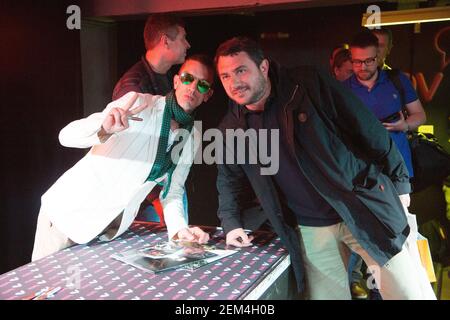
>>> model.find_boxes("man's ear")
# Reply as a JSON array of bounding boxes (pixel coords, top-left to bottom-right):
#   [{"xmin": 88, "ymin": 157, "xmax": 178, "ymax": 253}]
[
  {"xmin": 173, "ymin": 74, "xmax": 180, "ymax": 90},
  {"xmin": 161, "ymin": 34, "xmax": 170, "ymax": 49},
  {"xmin": 203, "ymin": 89, "xmax": 214, "ymax": 103},
  {"xmin": 259, "ymin": 59, "xmax": 269, "ymax": 76},
  {"xmin": 333, "ymin": 66, "xmax": 339, "ymax": 77}
]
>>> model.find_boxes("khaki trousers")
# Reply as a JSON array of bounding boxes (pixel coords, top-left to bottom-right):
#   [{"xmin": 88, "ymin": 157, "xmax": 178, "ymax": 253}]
[
  {"xmin": 298, "ymin": 222, "xmax": 436, "ymax": 300},
  {"xmin": 32, "ymin": 210, "xmax": 75, "ymax": 261},
  {"xmin": 32, "ymin": 210, "xmax": 122, "ymax": 261}
]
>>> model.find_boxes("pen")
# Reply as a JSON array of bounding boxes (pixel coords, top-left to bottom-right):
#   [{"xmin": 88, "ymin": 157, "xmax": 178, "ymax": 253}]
[
  {"xmin": 22, "ymin": 287, "xmax": 49, "ymax": 300},
  {"xmin": 128, "ymin": 116, "xmax": 143, "ymax": 121},
  {"xmin": 40, "ymin": 286, "xmax": 63, "ymax": 299},
  {"xmin": 32, "ymin": 286, "xmax": 63, "ymax": 300}
]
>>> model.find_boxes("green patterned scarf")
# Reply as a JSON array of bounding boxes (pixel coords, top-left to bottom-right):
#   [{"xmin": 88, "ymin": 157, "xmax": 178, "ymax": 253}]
[{"xmin": 146, "ymin": 90, "xmax": 194, "ymax": 198}]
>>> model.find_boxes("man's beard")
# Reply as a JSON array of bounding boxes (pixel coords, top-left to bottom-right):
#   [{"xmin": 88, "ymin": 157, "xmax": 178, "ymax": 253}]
[
  {"xmin": 356, "ymin": 69, "xmax": 377, "ymax": 81},
  {"xmin": 233, "ymin": 74, "xmax": 267, "ymax": 106}
]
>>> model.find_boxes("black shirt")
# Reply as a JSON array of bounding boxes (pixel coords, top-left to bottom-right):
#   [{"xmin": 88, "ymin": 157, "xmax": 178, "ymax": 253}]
[
  {"xmin": 244, "ymin": 96, "xmax": 341, "ymax": 227},
  {"xmin": 112, "ymin": 56, "xmax": 174, "ymax": 100}
]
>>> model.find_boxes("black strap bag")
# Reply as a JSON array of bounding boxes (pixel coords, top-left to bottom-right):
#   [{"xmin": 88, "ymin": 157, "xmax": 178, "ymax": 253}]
[
  {"xmin": 386, "ymin": 69, "xmax": 450, "ymax": 192},
  {"xmin": 408, "ymin": 131, "xmax": 450, "ymax": 192}
]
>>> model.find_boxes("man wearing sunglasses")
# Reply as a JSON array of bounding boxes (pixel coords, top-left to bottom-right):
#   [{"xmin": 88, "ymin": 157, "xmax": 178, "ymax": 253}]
[
  {"xmin": 32, "ymin": 55, "xmax": 214, "ymax": 261},
  {"xmin": 215, "ymin": 36, "xmax": 432, "ymax": 299},
  {"xmin": 112, "ymin": 14, "xmax": 192, "ymax": 225}
]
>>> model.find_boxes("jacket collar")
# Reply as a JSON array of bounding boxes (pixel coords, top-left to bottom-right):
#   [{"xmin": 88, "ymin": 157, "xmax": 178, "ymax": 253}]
[{"xmin": 141, "ymin": 55, "xmax": 156, "ymax": 77}]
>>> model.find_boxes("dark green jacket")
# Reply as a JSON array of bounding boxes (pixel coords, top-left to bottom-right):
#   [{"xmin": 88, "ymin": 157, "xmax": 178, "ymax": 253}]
[{"xmin": 216, "ymin": 62, "xmax": 410, "ymax": 292}]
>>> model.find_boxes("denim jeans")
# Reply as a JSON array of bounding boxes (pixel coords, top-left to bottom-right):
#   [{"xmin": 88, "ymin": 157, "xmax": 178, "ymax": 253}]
[{"xmin": 348, "ymin": 251, "xmax": 364, "ymax": 284}]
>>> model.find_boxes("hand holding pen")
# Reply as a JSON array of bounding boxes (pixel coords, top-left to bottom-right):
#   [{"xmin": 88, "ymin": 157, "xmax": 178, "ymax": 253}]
[
  {"xmin": 176, "ymin": 227, "xmax": 210, "ymax": 244},
  {"xmin": 99, "ymin": 92, "xmax": 148, "ymax": 138}
]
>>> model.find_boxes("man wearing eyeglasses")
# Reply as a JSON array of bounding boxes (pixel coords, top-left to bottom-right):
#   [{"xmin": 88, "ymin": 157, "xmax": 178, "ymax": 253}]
[
  {"xmin": 32, "ymin": 55, "xmax": 214, "ymax": 261},
  {"xmin": 344, "ymin": 31, "xmax": 432, "ymax": 299},
  {"xmin": 345, "ymin": 31, "xmax": 426, "ymax": 179},
  {"xmin": 215, "ymin": 36, "xmax": 432, "ymax": 299}
]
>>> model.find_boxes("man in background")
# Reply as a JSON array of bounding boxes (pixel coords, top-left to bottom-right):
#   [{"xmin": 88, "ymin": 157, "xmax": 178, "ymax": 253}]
[
  {"xmin": 372, "ymin": 28, "xmax": 393, "ymax": 70},
  {"xmin": 344, "ymin": 31, "xmax": 433, "ymax": 299},
  {"xmin": 330, "ymin": 44, "xmax": 353, "ymax": 82},
  {"xmin": 113, "ymin": 14, "xmax": 191, "ymax": 100}
]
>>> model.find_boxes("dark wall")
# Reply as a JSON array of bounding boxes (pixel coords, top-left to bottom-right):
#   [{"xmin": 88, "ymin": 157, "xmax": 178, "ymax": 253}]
[{"xmin": 0, "ymin": 1, "xmax": 84, "ymax": 273}]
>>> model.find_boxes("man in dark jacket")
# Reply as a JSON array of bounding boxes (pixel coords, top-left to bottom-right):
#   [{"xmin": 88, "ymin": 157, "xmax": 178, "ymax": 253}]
[
  {"xmin": 112, "ymin": 14, "xmax": 191, "ymax": 100},
  {"xmin": 214, "ymin": 36, "xmax": 430, "ymax": 299}
]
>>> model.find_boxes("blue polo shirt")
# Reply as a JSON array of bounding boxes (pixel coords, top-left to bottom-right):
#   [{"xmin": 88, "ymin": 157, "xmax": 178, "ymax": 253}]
[{"xmin": 343, "ymin": 70, "xmax": 417, "ymax": 177}]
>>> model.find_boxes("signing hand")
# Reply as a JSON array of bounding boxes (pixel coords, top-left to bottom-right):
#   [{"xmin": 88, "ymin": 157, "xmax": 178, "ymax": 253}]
[
  {"xmin": 176, "ymin": 226, "xmax": 210, "ymax": 244},
  {"xmin": 382, "ymin": 112, "xmax": 408, "ymax": 132},
  {"xmin": 100, "ymin": 93, "xmax": 148, "ymax": 135},
  {"xmin": 226, "ymin": 228, "xmax": 254, "ymax": 247}
]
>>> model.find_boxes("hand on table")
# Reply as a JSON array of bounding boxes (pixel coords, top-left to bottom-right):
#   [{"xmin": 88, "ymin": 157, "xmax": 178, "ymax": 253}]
[
  {"xmin": 226, "ymin": 228, "xmax": 254, "ymax": 247},
  {"xmin": 176, "ymin": 226, "xmax": 210, "ymax": 244}
]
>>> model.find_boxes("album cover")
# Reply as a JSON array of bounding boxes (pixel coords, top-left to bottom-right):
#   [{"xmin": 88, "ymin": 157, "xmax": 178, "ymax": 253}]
[{"xmin": 111, "ymin": 241, "xmax": 237, "ymax": 273}]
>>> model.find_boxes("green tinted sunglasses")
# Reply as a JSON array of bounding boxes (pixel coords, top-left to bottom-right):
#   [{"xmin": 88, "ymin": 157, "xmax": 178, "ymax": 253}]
[{"xmin": 180, "ymin": 72, "xmax": 211, "ymax": 94}]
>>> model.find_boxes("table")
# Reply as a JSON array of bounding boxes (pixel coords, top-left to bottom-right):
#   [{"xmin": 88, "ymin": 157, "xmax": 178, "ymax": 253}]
[{"xmin": 0, "ymin": 222, "xmax": 293, "ymax": 300}]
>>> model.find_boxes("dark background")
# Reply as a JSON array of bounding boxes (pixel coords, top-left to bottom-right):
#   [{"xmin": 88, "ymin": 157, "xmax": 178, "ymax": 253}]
[{"xmin": 1, "ymin": 0, "xmax": 448, "ymax": 274}]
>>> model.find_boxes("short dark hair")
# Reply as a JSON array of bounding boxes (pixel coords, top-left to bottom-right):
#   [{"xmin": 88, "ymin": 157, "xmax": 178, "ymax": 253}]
[
  {"xmin": 350, "ymin": 30, "xmax": 379, "ymax": 49},
  {"xmin": 143, "ymin": 14, "xmax": 185, "ymax": 50},
  {"xmin": 214, "ymin": 36, "xmax": 265, "ymax": 70},
  {"xmin": 372, "ymin": 28, "xmax": 393, "ymax": 49},
  {"xmin": 183, "ymin": 54, "xmax": 215, "ymax": 84},
  {"xmin": 332, "ymin": 48, "xmax": 351, "ymax": 69},
  {"xmin": 330, "ymin": 43, "xmax": 349, "ymax": 63}
]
